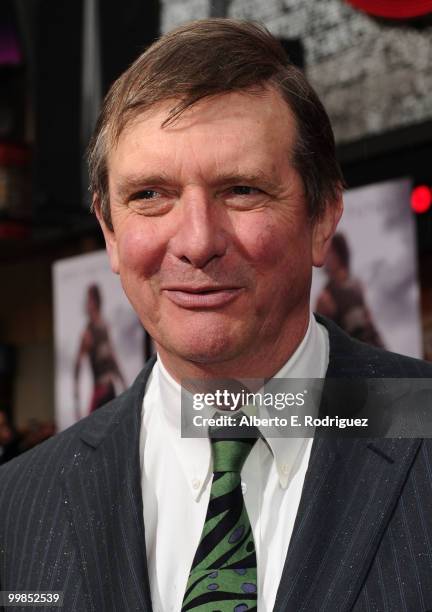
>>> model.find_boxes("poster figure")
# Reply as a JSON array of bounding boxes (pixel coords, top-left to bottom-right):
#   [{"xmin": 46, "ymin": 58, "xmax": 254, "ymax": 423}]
[
  {"xmin": 311, "ymin": 177, "xmax": 422, "ymax": 358},
  {"xmin": 74, "ymin": 284, "xmax": 127, "ymax": 417},
  {"xmin": 315, "ymin": 233, "xmax": 385, "ymax": 348},
  {"xmin": 54, "ymin": 251, "xmax": 151, "ymax": 431}
]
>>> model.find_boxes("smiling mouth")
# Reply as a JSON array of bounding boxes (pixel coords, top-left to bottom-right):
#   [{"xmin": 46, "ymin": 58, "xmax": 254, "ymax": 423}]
[{"xmin": 163, "ymin": 287, "xmax": 242, "ymax": 309}]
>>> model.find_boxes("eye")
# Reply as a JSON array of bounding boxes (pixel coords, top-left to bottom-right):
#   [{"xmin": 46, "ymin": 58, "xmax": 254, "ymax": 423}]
[
  {"xmin": 127, "ymin": 189, "xmax": 173, "ymax": 216},
  {"xmin": 130, "ymin": 189, "xmax": 160, "ymax": 200},
  {"xmin": 231, "ymin": 186, "xmax": 261, "ymax": 196},
  {"xmin": 224, "ymin": 185, "xmax": 267, "ymax": 210}
]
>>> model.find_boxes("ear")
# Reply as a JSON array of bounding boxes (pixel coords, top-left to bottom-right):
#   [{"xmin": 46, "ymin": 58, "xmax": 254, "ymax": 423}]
[
  {"xmin": 312, "ymin": 192, "xmax": 344, "ymax": 268},
  {"xmin": 93, "ymin": 194, "xmax": 120, "ymax": 274}
]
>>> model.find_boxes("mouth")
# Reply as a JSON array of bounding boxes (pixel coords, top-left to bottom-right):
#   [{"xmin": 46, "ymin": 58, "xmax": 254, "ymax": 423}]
[{"xmin": 162, "ymin": 286, "xmax": 242, "ymax": 309}]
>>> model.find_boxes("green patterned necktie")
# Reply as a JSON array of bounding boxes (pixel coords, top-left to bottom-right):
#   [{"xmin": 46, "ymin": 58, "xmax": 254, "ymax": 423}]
[{"xmin": 181, "ymin": 424, "xmax": 259, "ymax": 611}]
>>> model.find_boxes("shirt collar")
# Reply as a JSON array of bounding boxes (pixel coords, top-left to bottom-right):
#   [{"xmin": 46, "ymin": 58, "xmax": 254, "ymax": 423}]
[
  {"xmin": 154, "ymin": 313, "xmax": 329, "ymax": 498},
  {"xmin": 263, "ymin": 312, "xmax": 329, "ymax": 487},
  {"xmin": 156, "ymin": 357, "xmax": 211, "ymax": 500}
]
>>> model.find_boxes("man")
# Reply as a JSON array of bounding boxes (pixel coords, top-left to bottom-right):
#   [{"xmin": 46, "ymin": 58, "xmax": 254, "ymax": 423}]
[
  {"xmin": 315, "ymin": 232, "xmax": 385, "ymax": 348},
  {"xmin": 1, "ymin": 19, "xmax": 432, "ymax": 612},
  {"xmin": 74, "ymin": 283, "xmax": 126, "ymax": 417}
]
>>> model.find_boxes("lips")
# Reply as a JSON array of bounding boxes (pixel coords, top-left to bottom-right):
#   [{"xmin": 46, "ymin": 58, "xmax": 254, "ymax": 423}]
[{"xmin": 162, "ymin": 286, "xmax": 242, "ymax": 309}]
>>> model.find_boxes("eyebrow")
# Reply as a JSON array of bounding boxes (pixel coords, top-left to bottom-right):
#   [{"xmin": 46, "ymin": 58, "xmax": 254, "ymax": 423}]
[
  {"xmin": 114, "ymin": 173, "xmax": 173, "ymax": 199},
  {"xmin": 209, "ymin": 171, "xmax": 281, "ymax": 193}
]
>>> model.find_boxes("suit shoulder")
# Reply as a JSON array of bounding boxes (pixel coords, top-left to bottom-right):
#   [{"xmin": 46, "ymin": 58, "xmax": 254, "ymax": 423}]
[
  {"xmin": 318, "ymin": 314, "xmax": 432, "ymax": 378},
  {"xmin": 0, "ymin": 359, "xmax": 153, "ymax": 500},
  {"xmin": 0, "ymin": 399, "xmax": 120, "ymax": 506},
  {"xmin": 344, "ymin": 338, "xmax": 432, "ymax": 377}
]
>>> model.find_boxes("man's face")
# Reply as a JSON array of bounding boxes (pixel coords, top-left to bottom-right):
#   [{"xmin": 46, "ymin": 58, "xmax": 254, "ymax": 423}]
[{"xmin": 98, "ymin": 88, "xmax": 341, "ymax": 375}]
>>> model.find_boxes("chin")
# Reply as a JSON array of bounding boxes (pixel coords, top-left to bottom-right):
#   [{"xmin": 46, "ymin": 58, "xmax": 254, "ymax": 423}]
[{"xmin": 164, "ymin": 328, "xmax": 248, "ymax": 365}]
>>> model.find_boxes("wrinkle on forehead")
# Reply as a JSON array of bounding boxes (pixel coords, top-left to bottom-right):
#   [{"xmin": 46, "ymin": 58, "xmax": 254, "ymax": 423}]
[{"xmin": 113, "ymin": 86, "xmax": 297, "ymax": 151}]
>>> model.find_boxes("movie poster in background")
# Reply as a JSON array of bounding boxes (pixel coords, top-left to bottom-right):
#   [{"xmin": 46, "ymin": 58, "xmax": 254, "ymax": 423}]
[
  {"xmin": 53, "ymin": 251, "xmax": 150, "ymax": 432},
  {"xmin": 311, "ymin": 177, "xmax": 422, "ymax": 358}
]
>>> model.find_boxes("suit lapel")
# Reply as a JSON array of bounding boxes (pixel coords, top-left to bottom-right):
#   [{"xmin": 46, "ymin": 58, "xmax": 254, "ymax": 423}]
[
  {"xmin": 62, "ymin": 358, "xmax": 156, "ymax": 612},
  {"xmin": 273, "ymin": 317, "xmax": 422, "ymax": 612},
  {"xmin": 273, "ymin": 436, "xmax": 421, "ymax": 612}
]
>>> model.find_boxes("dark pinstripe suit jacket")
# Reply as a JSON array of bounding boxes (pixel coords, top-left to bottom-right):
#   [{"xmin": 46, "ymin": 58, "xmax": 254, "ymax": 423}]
[{"xmin": 1, "ymin": 316, "xmax": 432, "ymax": 612}]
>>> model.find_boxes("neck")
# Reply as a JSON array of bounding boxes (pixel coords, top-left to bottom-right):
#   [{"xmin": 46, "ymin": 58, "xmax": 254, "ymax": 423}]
[{"xmin": 157, "ymin": 311, "xmax": 310, "ymax": 385}]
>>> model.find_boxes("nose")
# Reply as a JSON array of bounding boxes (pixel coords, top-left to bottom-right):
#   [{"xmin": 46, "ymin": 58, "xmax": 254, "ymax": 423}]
[{"xmin": 169, "ymin": 188, "xmax": 228, "ymax": 268}]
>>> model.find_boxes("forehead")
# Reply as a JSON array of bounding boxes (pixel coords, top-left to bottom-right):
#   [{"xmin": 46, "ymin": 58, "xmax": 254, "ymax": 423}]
[{"xmin": 108, "ymin": 88, "xmax": 298, "ymax": 176}]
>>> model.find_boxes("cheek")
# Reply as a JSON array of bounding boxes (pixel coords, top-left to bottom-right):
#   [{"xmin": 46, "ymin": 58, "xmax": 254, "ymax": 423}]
[
  {"xmin": 234, "ymin": 216, "xmax": 313, "ymax": 299},
  {"xmin": 117, "ymin": 223, "xmax": 165, "ymax": 279},
  {"xmin": 235, "ymin": 216, "xmax": 305, "ymax": 269}
]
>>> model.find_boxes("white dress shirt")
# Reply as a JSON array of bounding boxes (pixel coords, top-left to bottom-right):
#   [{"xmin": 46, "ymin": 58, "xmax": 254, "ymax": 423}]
[{"xmin": 140, "ymin": 314, "xmax": 329, "ymax": 611}]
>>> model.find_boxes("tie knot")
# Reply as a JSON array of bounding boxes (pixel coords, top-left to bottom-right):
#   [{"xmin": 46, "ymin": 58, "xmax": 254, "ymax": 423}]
[{"xmin": 210, "ymin": 435, "xmax": 258, "ymax": 472}]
